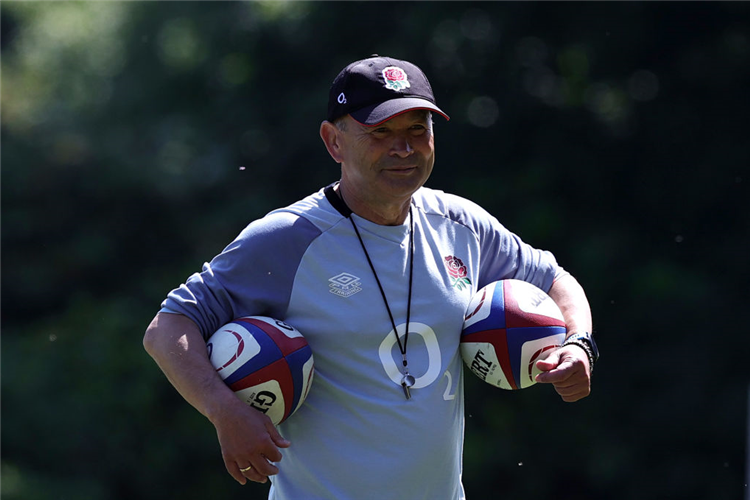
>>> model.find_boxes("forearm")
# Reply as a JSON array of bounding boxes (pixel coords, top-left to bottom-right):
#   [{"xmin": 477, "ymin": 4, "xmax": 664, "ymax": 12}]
[
  {"xmin": 144, "ymin": 311, "xmax": 291, "ymax": 483},
  {"xmin": 547, "ymin": 273, "xmax": 592, "ymax": 337},
  {"xmin": 143, "ymin": 311, "xmax": 237, "ymax": 423},
  {"xmin": 535, "ymin": 273, "xmax": 594, "ymax": 401}
]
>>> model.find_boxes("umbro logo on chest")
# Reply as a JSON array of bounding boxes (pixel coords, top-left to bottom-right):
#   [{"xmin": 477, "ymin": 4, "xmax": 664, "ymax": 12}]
[{"xmin": 328, "ymin": 272, "xmax": 363, "ymax": 298}]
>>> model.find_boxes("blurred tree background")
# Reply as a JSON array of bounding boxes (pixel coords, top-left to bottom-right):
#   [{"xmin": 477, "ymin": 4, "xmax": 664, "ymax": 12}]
[{"xmin": 2, "ymin": 2, "xmax": 748, "ymax": 499}]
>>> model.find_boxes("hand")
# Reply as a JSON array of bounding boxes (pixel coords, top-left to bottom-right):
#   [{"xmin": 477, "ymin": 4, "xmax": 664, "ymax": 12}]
[
  {"xmin": 210, "ymin": 397, "xmax": 291, "ymax": 484},
  {"xmin": 534, "ymin": 345, "xmax": 591, "ymax": 402}
]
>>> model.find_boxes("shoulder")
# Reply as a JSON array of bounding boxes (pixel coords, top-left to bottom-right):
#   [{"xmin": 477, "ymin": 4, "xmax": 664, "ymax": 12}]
[
  {"xmin": 231, "ymin": 211, "xmax": 317, "ymax": 251},
  {"xmin": 207, "ymin": 190, "xmax": 338, "ymax": 293},
  {"xmin": 414, "ymin": 186, "xmax": 496, "ymax": 229},
  {"xmin": 234, "ymin": 187, "xmax": 342, "ymax": 247},
  {"xmin": 265, "ymin": 186, "xmax": 344, "ymax": 232}
]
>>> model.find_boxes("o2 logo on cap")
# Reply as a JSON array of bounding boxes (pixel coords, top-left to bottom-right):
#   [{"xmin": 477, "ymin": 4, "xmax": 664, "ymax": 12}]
[{"xmin": 382, "ymin": 66, "xmax": 410, "ymax": 91}]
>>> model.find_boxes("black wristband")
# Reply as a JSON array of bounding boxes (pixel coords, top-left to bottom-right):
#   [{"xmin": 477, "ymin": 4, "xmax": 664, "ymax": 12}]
[{"xmin": 561, "ymin": 338, "xmax": 595, "ymax": 370}]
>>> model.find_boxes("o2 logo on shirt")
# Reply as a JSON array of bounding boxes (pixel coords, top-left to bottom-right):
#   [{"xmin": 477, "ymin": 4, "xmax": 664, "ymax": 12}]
[{"xmin": 378, "ymin": 322, "xmax": 457, "ymax": 400}]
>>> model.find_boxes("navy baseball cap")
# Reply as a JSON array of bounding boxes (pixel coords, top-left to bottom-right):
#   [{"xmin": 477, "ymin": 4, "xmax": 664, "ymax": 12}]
[{"xmin": 327, "ymin": 55, "xmax": 450, "ymax": 126}]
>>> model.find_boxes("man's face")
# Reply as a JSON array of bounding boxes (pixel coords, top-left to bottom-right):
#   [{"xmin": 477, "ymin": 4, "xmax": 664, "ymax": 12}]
[{"xmin": 337, "ymin": 110, "xmax": 435, "ymax": 207}]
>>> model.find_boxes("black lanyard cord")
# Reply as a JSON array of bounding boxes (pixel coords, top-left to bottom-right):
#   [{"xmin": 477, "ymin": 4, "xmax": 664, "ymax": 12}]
[{"xmin": 348, "ymin": 206, "xmax": 414, "ymax": 364}]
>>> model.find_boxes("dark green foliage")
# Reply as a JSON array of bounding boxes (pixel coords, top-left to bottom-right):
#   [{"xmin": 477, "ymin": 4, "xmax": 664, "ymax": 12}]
[{"xmin": 2, "ymin": 2, "xmax": 748, "ymax": 499}]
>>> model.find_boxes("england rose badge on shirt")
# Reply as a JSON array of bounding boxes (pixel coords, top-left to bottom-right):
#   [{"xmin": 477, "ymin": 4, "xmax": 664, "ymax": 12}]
[{"xmin": 444, "ymin": 255, "xmax": 472, "ymax": 290}]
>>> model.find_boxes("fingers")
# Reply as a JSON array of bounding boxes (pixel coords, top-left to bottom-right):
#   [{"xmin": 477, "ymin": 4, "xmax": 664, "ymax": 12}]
[
  {"xmin": 230, "ymin": 456, "xmax": 279, "ymax": 484},
  {"xmin": 543, "ymin": 369, "xmax": 591, "ymax": 402},
  {"xmin": 535, "ymin": 346, "xmax": 591, "ymax": 402},
  {"xmin": 224, "ymin": 438, "xmax": 285, "ymax": 484},
  {"xmin": 535, "ymin": 346, "xmax": 589, "ymax": 382},
  {"xmin": 214, "ymin": 403, "xmax": 290, "ymax": 485},
  {"xmin": 534, "ymin": 350, "xmax": 561, "ymax": 373},
  {"xmin": 535, "ymin": 358, "xmax": 576, "ymax": 384},
  {"xmin": 266, "ymin": 420, "xmax": 291, "ymax": 452},
  {"xmin": 555, "ymin": 383, "xmax": 590, "ymax": 402}
]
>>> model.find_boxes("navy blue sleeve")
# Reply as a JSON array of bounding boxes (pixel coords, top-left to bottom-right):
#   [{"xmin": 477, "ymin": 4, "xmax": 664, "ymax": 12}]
[{"xmin": 161, "ymin": 211, "xmax": 322, "ymax": 339}]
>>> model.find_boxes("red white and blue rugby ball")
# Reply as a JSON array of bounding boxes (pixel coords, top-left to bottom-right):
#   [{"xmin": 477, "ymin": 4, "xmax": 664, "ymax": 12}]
[
  {"xmin": 461, "ymin": 280, "xmax": 566, "ymax": 390},
  {"xmin": 207, "ymin": 316, "xmax": 314, "ymax": 425}
]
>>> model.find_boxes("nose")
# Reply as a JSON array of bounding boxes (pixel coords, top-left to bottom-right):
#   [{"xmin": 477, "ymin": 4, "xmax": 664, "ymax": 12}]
[{"xmin": 390, "ymin": 134, "xmax": 414, "ymax": 158}]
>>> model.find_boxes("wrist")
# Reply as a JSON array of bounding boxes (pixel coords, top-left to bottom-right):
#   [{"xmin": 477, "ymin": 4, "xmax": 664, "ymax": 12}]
[
  {"xmin": 203, "ymin": 384, "xmax": 245, "ymax": 425},
  {"xmin": 561, "ymin": 331, "xmax": 599, "ymax": 371}
]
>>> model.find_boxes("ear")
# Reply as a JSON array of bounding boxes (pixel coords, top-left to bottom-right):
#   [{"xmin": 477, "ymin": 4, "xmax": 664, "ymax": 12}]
[{"xmin": 320, "ymin": 121, "xmax": 344, "ymax": 164}]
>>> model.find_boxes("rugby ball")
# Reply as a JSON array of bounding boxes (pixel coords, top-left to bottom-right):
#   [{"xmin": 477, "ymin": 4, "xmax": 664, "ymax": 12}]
[
  {"xmin": 206, "ymin": 316, "xmax": 314, "ymax": 425},
  {"xmin": 461, "ymin": 280, "xmax": 566, "ymax": 390}
]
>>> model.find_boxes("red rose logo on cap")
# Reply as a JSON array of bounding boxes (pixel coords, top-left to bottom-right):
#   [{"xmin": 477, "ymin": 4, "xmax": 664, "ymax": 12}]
[{"xmin": 382, "ymin": 66, "xmax": 411, "ymax": 91}]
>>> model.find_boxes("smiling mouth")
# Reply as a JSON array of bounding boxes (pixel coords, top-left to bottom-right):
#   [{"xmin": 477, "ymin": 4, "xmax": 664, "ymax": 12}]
[{"xmin": 385, "ymin": 166, "xmax": 418, "ymax": 173}]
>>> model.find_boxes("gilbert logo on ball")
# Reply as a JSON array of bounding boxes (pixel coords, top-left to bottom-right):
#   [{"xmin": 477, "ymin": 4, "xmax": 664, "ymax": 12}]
[
  {"xmin": 206, "ymin": 316, "xmax": 314, "ymax": 425},
  {"xmin": 461, "ymin": 280, "xmax": 566, "ymax": 390}
]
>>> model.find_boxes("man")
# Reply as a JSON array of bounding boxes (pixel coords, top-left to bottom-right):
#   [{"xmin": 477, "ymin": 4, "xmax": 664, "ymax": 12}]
[{"xmin": 144, "ymin": 55, "xmax": 596, "ymax": 500}]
